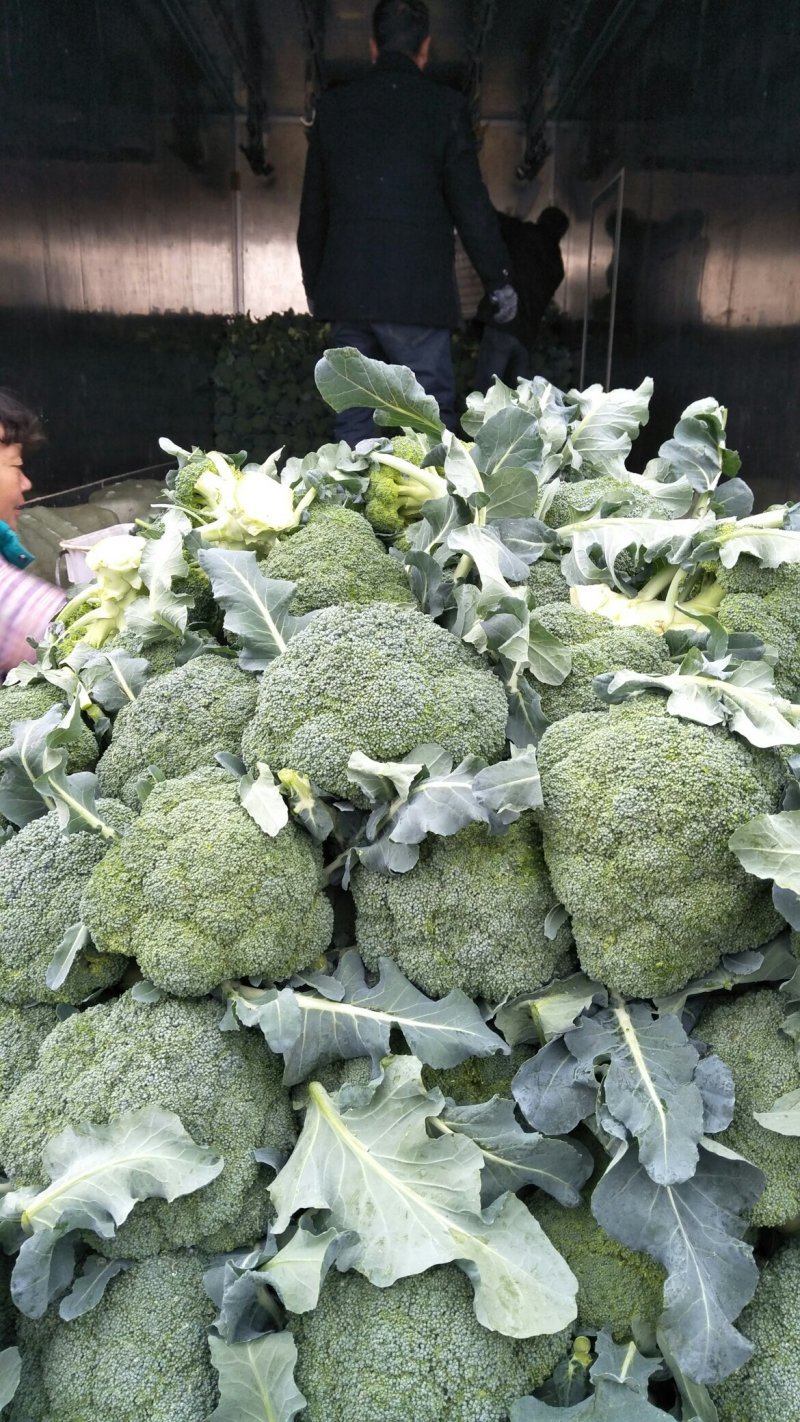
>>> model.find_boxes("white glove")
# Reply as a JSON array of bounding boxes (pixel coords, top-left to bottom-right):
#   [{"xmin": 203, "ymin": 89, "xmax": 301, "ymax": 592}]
[{"xmin": 489, "ymin": 283, "xmax": 518, "ymax": 324}]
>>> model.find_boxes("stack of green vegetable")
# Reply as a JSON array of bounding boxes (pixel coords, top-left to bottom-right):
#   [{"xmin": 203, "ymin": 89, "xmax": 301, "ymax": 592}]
[{"xmin": 2, "ymin": 351, "xmax": 800, "ymax": 1421}]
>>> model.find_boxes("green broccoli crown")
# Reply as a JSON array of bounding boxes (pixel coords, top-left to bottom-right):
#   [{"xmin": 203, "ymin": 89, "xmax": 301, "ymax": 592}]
[
  {"xmin": 545, "ymin": 475, "xmax": 678, "ymax": 529},
  {"xmin": 527, "ymin": 559, "xmax": 572, "ymax": 608},
  {"xmin": 12, "ymin": 1250, "xmax": 218, "ymax": 1422},
  {"xmin": 96, "ymin": 654, "xmax": 259, "ymax": 808},
  {"xmin": 697, "ymin": 988, "xmax": 800, "ymax": 1228},
  {"xmin": 353, "ymin": 818, "xmax": 572, "ymax": 1003},
  {"xmin": 709, "ymin": 1240, "xmax": 800, "ymax": 1422},
  {"xmin": 364, "ymin": 436, "xmax": 446, "ymax": 539},
  {"xmin": 241, "ymin": 604, "xmax": 509, "ymax": 805},
  {"xmin": 0, "ymin": 990, "xmax": 296, "ymax": 1258},
  {"xmin": 0, "ymin": 801, "xmax": 135, "ymax": 1006},
  {"xmin": 531, "ymin": 1192, "xmax": 665, "ymax": 1343},
  {"xmin": 290, "ymin": 1264, "xmax": 570, "ymax": 1422},
  {"xmin": 0, "ymin": 1001, "xmax": 59, "ymax": 1096},
  {"xmin": 0, "ymin": 681, "xmax": 98, "ymax": 774},
  {"xmin": 172, "ymin": 448, "xmax": 221, "ymax": 513},
  {"xmin": 533, "ymin": 603, "xmax": 672, "ymax": 722},
  {"xmin": 717, "ymin": 558, "xmax": 800, "ymax": 702},
  {"xmin": 262, "ymin": 503, "xmax": 414, "ymax": 615},
  {"xmin": 422, "ymin": 1043, "xmax": 533, "ymax": 1104},
  {"xmin": 537, "ymin": 696, "xmax": 785, "ymax": 998},
  {"xmin": 81, "ymin": 766, "xmax": 333, "ymax": 997},
  {"xmin": 102, "ymin": 628, "xmax": 183, "ymax": 678}
]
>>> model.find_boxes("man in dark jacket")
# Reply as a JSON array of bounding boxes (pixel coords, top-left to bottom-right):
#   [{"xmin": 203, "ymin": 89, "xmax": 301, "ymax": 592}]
[
  {"xmin": 474, "ymin": 206, "xmax": 570, "ymax": 392},
  {"xmin": 297, "ymin": 0, "xmax": 516, "ymax": 442}
]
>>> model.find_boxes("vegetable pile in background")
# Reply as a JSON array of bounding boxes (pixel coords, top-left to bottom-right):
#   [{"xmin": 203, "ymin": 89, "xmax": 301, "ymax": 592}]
[{"xmin": 1, "ymin": 350, "xmax": 800, "ymax": 1420}]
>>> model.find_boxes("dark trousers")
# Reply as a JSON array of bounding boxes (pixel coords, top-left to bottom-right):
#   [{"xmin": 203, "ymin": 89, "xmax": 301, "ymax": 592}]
[
  {"xmin": 329, "ymin": 320, "xmax": 457, "ymax": 445},
  {"xmin": 474, "ymin": 325, "xmax": 531, "ymax": 394}
]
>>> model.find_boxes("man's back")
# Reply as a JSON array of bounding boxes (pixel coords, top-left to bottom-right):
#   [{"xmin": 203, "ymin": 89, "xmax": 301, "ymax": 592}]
[{"xmin": 298, "ymin": 52, "xmax": 508, "ymax": 328}]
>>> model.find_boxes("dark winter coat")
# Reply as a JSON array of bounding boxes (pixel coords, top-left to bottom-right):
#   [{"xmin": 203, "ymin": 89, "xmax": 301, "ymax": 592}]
[{"xmin": 297, "ymin": 51, "xmax": 510, "ymax": 329}]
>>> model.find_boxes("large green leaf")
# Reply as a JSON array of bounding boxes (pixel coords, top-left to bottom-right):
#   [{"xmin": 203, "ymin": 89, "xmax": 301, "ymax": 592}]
[
  {"xmin": 314, "ymin": 348, "xmax": 444, "ymax": 438},
  {"xmin": 270, "ymin": 1056, "xmax": 578, "ymax": 1337},
  {"xmin": 204, "ymin": 1223, "xmax": 348, "ymax": 1343},
  {"xmin": 197, "ymin": 549, "xmax": 315, "ymax": 671},
  {"xmin": 753, "ymin": 1086, "xmax": 800, "ymax": 1134},
  {"xmin": 0, "ymin": 701, "xmax": 116, "ymax": 837},
  {"xmin": 129, "ymin": 507, "xmax": 191, "ymax": 637},
  {"xmin": 446, "ymin": 523, "xmax": 530, "ymax": 595},
  {"xmin": 431, "ymin": 1097, "xmax": 592, "ymax": 1207},
  {"xmin": 496, "ymin": 973, "xmax": 606, "ymax": 1047},
  {"xmin": 562, "ymin": 378, "xmax": 653, "ymax": 480},
  {"xmin": 560, "ymin": 515, "xmax": 714, "ymax": 590},
  {"xmin": 0, "ymin": 1347, "xmax": 21, "ymax": 1410},
  {"xmin": 595, "ymin": 660, "xmax": 800, "ymax": 749},
  {"xmin": 592, "ymin": 1139, "xmax": 763, "ymax": 1384},
  {"xmin": 730, "ymin": 808, "xmax": 800, "ymax": 894},
  {"xmin": 208, "ymin": 1332, "xmax": 306, "ymax": 1422},
  {"xmin": 228, "ymin": 949, "xmax": 506, "ymax": 1087},
  {"xmin": 656, "ymin": 398, "xmax": 740, "ymax": 493}
]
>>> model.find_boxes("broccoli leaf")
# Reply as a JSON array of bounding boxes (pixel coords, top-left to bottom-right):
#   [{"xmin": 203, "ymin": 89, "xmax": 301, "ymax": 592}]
[
  {"xmin": 560, "ymin": 515, "xmax": 714, "ymax": 591},
  {"xmin": 513, "ymin": 1038, "xmax": 598, "ymax": 1135},
  {"xmin": 197, "ymin": 548, "xmax": 315, "ymax": 671},
  {"xmin": 565, "ymin": 1003, "xmax": 708, "ymax": 1185},
  {"xmin": 591, "ymin": 1138, "xmax": 764, "ymax": 1384},
  {"xmin": 562, "ymin": 378, "xmax": 654, "ymax": 480},
  {"xmin": 0, "ymin": 1347, "xmax": 21, "ymax": 1409},
  {"xmin": 205, "ymin": 1224, "xmax": 348, "ymax": 1343},
  {"xmin": 431, "ymin": 1097, "xmax": 593, "ymax": 1207},
  {"xmin": 473, "ymin": 405, "xmax": 544, "ymax": 492},
  {"xmin": 496, "ymin": 973, "xmax": 606, "ymax": 1047},
  {"xmin": 68, "ymin": 645, "xmax": 151, "ymax": 710},
  {"xmin": 45, "ymin": 922, "xmax": 91, "ymax": 991},
  {"xmin": 753, "ymin": 1086, "xmax": 800, "ymax": 1134},
  {"xmin": 653, "ymin": 937, "xmax": 798, "ymax": 1014},
  {"xmin": 656, "ymin": 398, "xmax": 740, "ymax": 493},
  {"xmin": 730, "ymin": 808, "xmax": 800, "ymax": 895},
  {"xmin": 208, "ymin": 1332, "xmax": 306, "ymax": 1422},
  {"xmin": 314, "ymin": 348, "xmax": 445, "ymax": 438},
  {"xmin": 446, "ymin": 523, "xmax": 530, "ymax": 594},
  {"xmin": 0, "ymin": 700, "xmax": 117, "ymax": 837},
  {"xmin": 512, "ymin": 1332, "xmax": 664, "ymax": 1419},
  {"xmin": 270, "ymin": 1056, "xmax": 578, "ymax": 1337},
  {"xmin": 238, "ymin": 762, "xmax": 290, "ymax": 837},
  {"xmin": 595, "ymin": 659, "xmax": 800, "ymax": 749},
  {"xmin": 130, "ymin": 506, "xmax": 191, "ymax": 637},
  {"xmin": 709, "ymin": 514, "xmax": 800, "ymax": 569},
  {"xmin": 58, "ymin": 1255, "xmax": 129, "ymax": 1321},
  {"xmin": 228, "ymin": 949, "xmax": 507, "ymax": 1086}
]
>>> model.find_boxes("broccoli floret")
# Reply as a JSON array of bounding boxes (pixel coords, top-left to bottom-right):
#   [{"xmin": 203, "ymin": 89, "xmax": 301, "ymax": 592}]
[
  {"xmin": 533, "ymin": 604, "xmax": 672, "ymax": 722},
  {"xmin": 310, "ymin": 1055, "xmax": 378, "ymax": 1096},
  {"xmin": 364, "ymin": 435, "xmax": 447, "ymax": 538},
  {"xmin": 696, "ymin": 988, "xmax": 800, "ymax": 1228},
  {"xmin": 531, "ymin": 1192, "xmax": 665, "ymax": 1343},
  {"xmin": 708, "ymin": 1240, "xmax": 800, "ymax": 1421},
  {"xmin": 96, "ymin": 655, "xmax": 258, "ymax": 808},
  {"xmin": 0, "ymin": 681, "xmax": 97, "ymax": 772},
  {"xmin": 0, "ymin": 1002, "xmax": 59, "ymax": 1096},
  {"xmin": 241, "ymin": 604, "xmax": 509, "ymax": 805},
  {"xmin": 545, "ymin": 475, "xmax": 679, "ymax": 529},
  {"xmin": 537, "ymin": 696, "xmax": 785, "ymax": 998},
  {"xmin": 0, "ymin": 802, "xmax": 134, "ymax": 1005},
  {"xmin": 352, "ymin": 819, "xmax": 573, "ymax": 1002},
  {"xmin": 0, "ymin": 990, "xmax": 296, "ymax": 1258},
  {"xmin": 527, "ymin": 559, "xmax": 572, "ymax": 607},
  {"xmin": 11, "ymin": 1251, "xmax": 218, "ymax": 1422},
  {"xmin": 290, "ymin": 1264, "xmax": 570, "ymax": 1422},
  {"xmin": 103, "ymin": 627, "xmax": 183, "ymax": 678},
  {"xmin": 717, "ymin": 558, "xmax": 800, "ymax": 702},
  {"xmin": 261, "ymin": 503, "xmax": 415, "ymax": 615},
  {"xmin": 81, "ymin": 766, "xmax": 333, "ymax": 997},
  {"xmin": 422, "ymin": 1044, "xmax": 533, "ymax": 1104}
]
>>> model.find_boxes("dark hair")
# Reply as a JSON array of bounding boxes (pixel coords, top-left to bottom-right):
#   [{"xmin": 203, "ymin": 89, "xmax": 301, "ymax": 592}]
[
  {"xmin": 537, "ymin": 206, "xmax": 570, "ymax": 240},
  {"xmin": 372, "ymin": 0, "xmax": 429, "ymax": 55},
  {"xmin": 0, "ymin": 389, "xmax": 45, "ymax": 451}
]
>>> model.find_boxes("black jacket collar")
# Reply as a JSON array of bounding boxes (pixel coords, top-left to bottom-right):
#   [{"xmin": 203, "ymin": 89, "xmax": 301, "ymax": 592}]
[{"xmin": 374, "ymin": 50, "xmax": 423, "ymax": 77}]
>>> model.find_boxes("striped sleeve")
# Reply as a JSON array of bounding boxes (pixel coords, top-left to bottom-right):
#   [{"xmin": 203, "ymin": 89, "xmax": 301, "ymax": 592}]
[{"xmin": 0, "ymin": 560, "xmax": 67, "ymax": 677}]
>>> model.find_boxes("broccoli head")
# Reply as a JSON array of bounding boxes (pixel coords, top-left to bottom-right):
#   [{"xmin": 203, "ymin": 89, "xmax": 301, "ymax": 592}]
[
  {"xmin": 95, "ymin": 654, "xmax": 258, "ymax": 808},
  {"xmin": 0, "ymin": 990, "xmax": 296, "ymax": 1258},
  {"xmin": 81, "ymin": 766, "xmax": 333, "ymax": 997},
  {"xmin": 0, "ymin": 801, "xmax": 134, "ymax": 1005},
  {"xmin": 708, "ymin": 1240, "xmax": 800, "ymax": 1422},
  {"xmin": 352, "ymin": 819, "xmax": 573, "ymax": 1002},
  {"xmin": 696, "ymin": 987, "xmax": 800, "ymax": 1228},
  {"xmin": 532, "ymin": 604, "xmax": 672, "ymax": 722},
  {"xmin": 11, "ymin": 1251, "xmax": 217, "ymax": 1422},
  {"xmin": 537, "ymin": 697, "xmax": 785, "ymax": 998},
  {"xmin": 422, "ymin": 1044, "xmax": 533, "ymax": 1104},
  {"xmin": 0, "ymin": 681, "xmax": 97, "ymax": 773},
  {"xmin": 102, "ymin": 627, "xmax": 183, "ymax": 678},
  {"xmin": 527, "ymin": 559, "xmax": 572, "ymax": 608},
  {"xmin": 545, "ymin": 475, "xmax": 680, "ymax": 530},
  {"xmin": 531, "ymin": 1192, "xmax": 665, "ymax": 1344},
  {"xmin": 261, "ymin": 502, "xmax": 414, "ymax": 615},
  {"xmin": 0, "ymin": 1001, "xmax": 59, "ymax": 1095},
  {"xmin": 241, "ymin": 604, "xmax": 509, "ymax": 805},
  {"xmin": 717, "ymin": 557, "xmax": 800, "ymax": 702},
  {"xmin": 290, "ymin": 1264, "xmax": 570, "ymax": 1422},
  {"xmin": 364, "ymin": 435, "xmax": 448, "ymax": 538}
]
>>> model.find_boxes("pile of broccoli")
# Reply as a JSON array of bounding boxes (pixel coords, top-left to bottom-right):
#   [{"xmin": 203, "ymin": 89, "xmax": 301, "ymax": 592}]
[{"xmin": 0, "ymin": 358, "xmax": 799, "ymax": 1421}]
